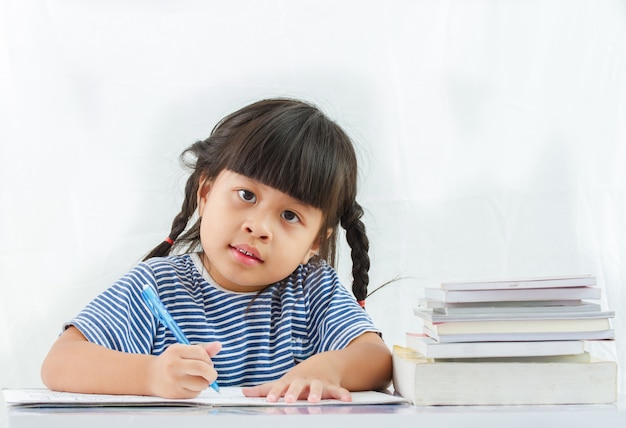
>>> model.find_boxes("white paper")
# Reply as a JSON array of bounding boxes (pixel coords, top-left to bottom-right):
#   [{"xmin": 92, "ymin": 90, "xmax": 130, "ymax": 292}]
[{"xmin": 2, "ymin": 387, "xmax": 408, "ymax": 408}]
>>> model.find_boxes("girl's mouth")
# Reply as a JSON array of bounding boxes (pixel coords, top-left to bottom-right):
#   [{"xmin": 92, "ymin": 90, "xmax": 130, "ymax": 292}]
[
  {"xmin": 238, "ymin": 248, "xmax": 257, "ymax": 258},
  {"xmin": 230, "ymin": 245, "xmax": 263, "ymax": 264}
]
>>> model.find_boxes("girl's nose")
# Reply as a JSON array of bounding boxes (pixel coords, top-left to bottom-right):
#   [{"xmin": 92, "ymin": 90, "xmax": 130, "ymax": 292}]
[{"xmin": 243, "ymin": 214, "xmax": 272, "ymax": 241}]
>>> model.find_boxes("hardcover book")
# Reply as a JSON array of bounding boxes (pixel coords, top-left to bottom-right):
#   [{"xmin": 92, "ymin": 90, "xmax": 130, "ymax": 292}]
[
  {"xmin": 423, "ymin": 286, "xmax": 601, "ymax": 303},
  {"xmin": 439, "ymin": 274, "xmax": 596, "ymax": 291},
  {"xmin": 392, "ymin": 346, "xmax": 617, "ymax": 406},
  {"xmin": 405, "ymin": 333, "xmax": 586, "ymax": 359}
]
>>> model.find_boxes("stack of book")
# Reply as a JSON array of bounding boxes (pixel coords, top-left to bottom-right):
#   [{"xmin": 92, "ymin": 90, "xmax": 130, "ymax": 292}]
[{"xmin": 393, "ymin": 274, "xmax": 617, "ymax": 406}]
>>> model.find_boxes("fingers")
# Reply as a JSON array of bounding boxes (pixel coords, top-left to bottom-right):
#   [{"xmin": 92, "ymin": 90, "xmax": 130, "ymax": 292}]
[
  {"xmin": 201, "ymin": 341, "xmax": 222, "ymax": 358},
  {"xmin": 178, "ymin": 344, "xmax": 219, "ymax": 384},
  {"xmin": 282, "ymin": 380, "xmax": 351, "ymax": 403},
  {"xmin": 242, "ymin": 379, "xmax": 352, "ymax": 403},
  {"xmin": 177, "ymin": 372, "xmax": 214, "ymax": 395},
  {"xmin": 150, "ymin": 342, "xmax": 221, "ymax": 398},
  {"xmin": 242, "ymin": 383, "xmax": 270, "ymax": 398}
]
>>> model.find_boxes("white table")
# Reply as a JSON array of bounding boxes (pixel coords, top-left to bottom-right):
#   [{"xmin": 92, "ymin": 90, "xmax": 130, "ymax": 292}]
[{"xmin": 4, "ymin": 395, "xmax": 626, "ymax": 428}]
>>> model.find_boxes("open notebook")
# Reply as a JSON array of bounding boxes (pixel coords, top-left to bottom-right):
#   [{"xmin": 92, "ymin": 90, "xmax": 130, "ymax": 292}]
[{"xmin": 2, "ymin": 387, "xmax": 408, "ymax": 408}]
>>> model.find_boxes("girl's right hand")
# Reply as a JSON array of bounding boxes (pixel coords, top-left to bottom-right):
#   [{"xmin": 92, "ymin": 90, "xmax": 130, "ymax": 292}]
[{"xmin": 147, "ymin": 342, "xmax": 221, "ymax": 399}]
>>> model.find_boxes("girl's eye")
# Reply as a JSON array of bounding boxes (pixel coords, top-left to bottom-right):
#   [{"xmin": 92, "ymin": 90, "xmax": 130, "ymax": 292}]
[
  {"xmin": 238, "ymin": 189, "xmax": 256, "ymax": 203},
  {"xmin": 281, "ymin": 210, "xmax": 300, "ymax": 224}
]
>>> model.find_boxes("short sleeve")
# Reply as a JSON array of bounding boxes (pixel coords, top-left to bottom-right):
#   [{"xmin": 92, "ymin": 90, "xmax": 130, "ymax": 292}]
[
  {"xmin": 68, "ymin": 263, "xmax": 158, "ymax": 354},
  {"xmin": 304, "ymin": 263, "xmax": 379, "ymax": 352}
]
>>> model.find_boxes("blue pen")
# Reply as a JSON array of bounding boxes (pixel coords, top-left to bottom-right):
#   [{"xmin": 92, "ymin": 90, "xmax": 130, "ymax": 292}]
[{"xmin": 141, "ymin": 284, "xmax": 220, "ymax": 393}]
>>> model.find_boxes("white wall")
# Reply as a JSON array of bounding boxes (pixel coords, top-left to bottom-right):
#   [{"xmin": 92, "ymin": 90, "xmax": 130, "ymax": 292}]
[{"xmin": 1, "ymin": 0, "xmax": 624, "ymax": 393}]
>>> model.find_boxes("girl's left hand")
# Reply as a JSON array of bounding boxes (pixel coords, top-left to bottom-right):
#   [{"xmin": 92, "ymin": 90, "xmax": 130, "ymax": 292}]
[
  {"xmin": 242, "ymin": 377, "xmax": 352, "ymax": 403},
  {"xmin": 243, "ymin": 332, "xmax": 392, "ymax": 404}
]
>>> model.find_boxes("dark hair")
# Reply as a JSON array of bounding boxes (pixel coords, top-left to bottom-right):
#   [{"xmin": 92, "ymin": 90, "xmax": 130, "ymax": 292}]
[{"xmin": 144, "ymin": 98, "xmax": 370, "ymax": 303}]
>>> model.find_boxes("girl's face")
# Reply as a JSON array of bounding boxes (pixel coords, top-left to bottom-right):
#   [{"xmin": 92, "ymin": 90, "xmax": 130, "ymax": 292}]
[{"xmin": 197, "ymin": 169, "xmax": 324, "ymax": 292}]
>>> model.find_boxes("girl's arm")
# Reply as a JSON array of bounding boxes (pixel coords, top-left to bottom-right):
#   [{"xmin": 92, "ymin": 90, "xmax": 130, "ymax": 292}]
[
  {"xmin": 242, "ymin": 331, "xmax": 392, "ymax": 403},
  {"xmin": 41, "ymin": 326, "xmax": 220, "ymax": 399}
]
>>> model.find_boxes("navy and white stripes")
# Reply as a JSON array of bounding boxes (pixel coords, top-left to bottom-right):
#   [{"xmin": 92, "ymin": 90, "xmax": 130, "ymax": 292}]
[{"xmin": 69, "ymin": 253, "xmax": 378, "ymax": 387}]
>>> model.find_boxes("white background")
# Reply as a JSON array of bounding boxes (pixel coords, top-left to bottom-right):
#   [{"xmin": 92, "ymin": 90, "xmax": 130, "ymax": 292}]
[{"xmin": 1, "ymin": 0, "xmax": 624, "ymax": 394}]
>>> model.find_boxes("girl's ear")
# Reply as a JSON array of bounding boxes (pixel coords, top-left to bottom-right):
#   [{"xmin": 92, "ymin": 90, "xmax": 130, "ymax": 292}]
[
  {"xmin": 302, "ymin": 245, "xmax": 319, "ymax": 264},
  {"xmin": 197, "ymin": 176, "xmax": 212, "ymax": 217},
  {"xmin": 301, "ymin": 228, "xmax": 333, "ymax": 264}
]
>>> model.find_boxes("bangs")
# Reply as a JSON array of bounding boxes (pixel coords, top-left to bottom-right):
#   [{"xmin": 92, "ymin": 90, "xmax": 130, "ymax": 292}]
[{"xmin": 220, "ymin": 102, "xmax": 354, "ymax": 215}]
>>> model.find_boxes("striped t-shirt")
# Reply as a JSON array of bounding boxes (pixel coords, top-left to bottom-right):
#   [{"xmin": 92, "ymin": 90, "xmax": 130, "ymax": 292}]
[{"xmin": 69, "ymin": 253, "xmax": 379, "ymax": 386}]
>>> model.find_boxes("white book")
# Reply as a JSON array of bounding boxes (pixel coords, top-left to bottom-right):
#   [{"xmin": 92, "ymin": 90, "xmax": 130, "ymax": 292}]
[
  {"xmin": 422, "ymin": 317, "xmax": 612, "ymax": 336},
  {"xmin": 440, "ymin": 274, "xmax": 596, "ymax": 291},
  {"xmin": 423, "ymin": 286, "xmax": 601, "ymax": 303},
  {"xmin": 414, "ymin": 307, "xmax": 615, "ymax": 323},
  {"xmin": 418, "ymin": 299, "xmax": 601, "ymax": 314},
  {"xmin": 422, "ymin": 325, "xmax": 615, "ymax": 343},
  {"xmin": 406, "ymin": 333, "xmax": 586, "ymax": 359},
  {"xmin": 392, "ymin": 346, "xmax": 617, "ymax": 406}
]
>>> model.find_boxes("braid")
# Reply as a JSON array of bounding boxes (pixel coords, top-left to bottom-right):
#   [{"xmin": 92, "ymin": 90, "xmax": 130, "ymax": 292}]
[
  {"xmin": 340, "ymin": 201, "xmax": 370, "ymax": 305},
  {"xmin": 143, "ymin": 170, "xmax": 201, "ymax": 261}
]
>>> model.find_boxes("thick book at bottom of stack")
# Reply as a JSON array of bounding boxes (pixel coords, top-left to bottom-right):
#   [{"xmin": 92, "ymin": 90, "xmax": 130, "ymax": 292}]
[{"xmin": 392, "ymin": 345, "xmax": 617, "ymax": 406}]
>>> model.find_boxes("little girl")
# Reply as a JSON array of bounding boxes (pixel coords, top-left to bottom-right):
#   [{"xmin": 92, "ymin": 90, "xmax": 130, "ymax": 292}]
[{"xmin": 41, "ymin": 98, "xmax": 392, "ymax": 403}]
